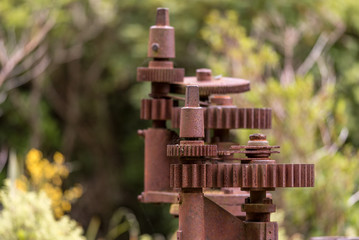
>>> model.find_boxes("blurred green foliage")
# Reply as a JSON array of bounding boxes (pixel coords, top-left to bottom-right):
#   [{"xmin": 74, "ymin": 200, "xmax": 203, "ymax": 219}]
[{"xmin": 1, "ymin": 0, "xmax": 359, "ymax": 239}]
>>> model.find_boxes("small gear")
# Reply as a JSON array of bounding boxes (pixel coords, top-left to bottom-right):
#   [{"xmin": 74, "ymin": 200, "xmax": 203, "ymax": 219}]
[
  {"xmin": 141, "ymin": 98, "xmax": 173, "ymax": 120},
  {"xmin": 167, "ymin": 144, "xmax": 217, "ymax": 157},
  {"xmin": 137, "ymin": 67, "xmax": 184, "ymax": 83}
]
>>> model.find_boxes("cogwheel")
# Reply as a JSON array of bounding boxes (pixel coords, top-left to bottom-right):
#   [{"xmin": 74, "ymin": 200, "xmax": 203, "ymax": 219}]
[
  {"xmin": 172, "ymin": 107, "xmax": 271, "ymax": 129},
  {"xmin": 170, "ymin": 76, "xmax": 250, "ymax": 96},
  {"xmin": 167, "ymin": 144, "xmax": 217, "ymax": 157},
  {"xmin": 141, "ymin": 98, "xmax": 173, "ymax": 120},
  {"xmin": 137, "ymin": 67, "xmax": 184, "ymax": 83},
  {"xmin": 170, "ymin": 163, "xmax": 314, "ymax": 189}
]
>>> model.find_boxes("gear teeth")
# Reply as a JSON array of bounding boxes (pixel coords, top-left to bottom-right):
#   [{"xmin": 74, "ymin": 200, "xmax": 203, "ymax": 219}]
[
  {"xmin": 167, "ymin": 144, "xmax": 218, "ymax": 157},
  {"xmin": 172, "ymin": 107, "xmax": 272, "ymax": 129},
  {"xmin": 170, "ymin": 163, "xmax": 315, "ymax": 189},
  {"xmin": 169, "ymin": 76, "xmax": 250, "ymax": 96},
  {"xmin": 141, "ymin": 98, "xmax": 172, "ymax": 120},
  {"xmin": 137, "ymin": 67, "xmax": 184, "ymax": 83}
]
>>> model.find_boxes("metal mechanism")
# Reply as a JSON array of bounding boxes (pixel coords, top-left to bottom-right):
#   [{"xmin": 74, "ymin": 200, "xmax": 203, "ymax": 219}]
[{"xmin": 137, "ymin": 8, "xmax": 315, "ymax": 240}]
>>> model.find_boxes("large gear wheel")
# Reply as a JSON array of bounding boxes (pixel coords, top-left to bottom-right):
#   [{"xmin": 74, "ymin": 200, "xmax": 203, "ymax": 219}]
[
  {"xmin": 170, "ymin": 76, "xmax": 250, "ymax": 96},
  {"xmin": 170, "ymin": 163, "xmax": 314, "ymax": 189},
  {"xmin": 172, "ymin": 107, "xmax": 272, "ymax": 129}
]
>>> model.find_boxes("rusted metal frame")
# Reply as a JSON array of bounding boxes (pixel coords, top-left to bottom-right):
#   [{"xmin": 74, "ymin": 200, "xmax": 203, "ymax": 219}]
[{"xmin": 136, "ymin": 7, "xmax": 317, "ymax": 240}]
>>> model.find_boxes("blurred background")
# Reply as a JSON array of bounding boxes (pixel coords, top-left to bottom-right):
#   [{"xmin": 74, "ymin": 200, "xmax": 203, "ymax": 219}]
[{"xmin": 0, "ymin": 0, "xmax": 359, "ymax": 239}]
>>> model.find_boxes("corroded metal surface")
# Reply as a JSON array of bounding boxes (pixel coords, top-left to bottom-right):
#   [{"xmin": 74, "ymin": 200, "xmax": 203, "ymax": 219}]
[
  {"xmin": 147, "ymin": 8, "xmax": 175, "ymax": 58},
  {"xmin": 244, "ymin": 222, "xmax": 278, "ymax": 240},
  {"xmin": 136, "ymin": 8, "xmax": 318, "ymax": 240},
  {"xmin": 170, "ymin": 76, "xmax": 250, "ymax": 96},
  {"xmin": 138, "ymin": 191, "xmax": 179, "ymax": 204},
  {"xmin": 172, "ymin": 107, "xmax": 272, "ymax": 129},
  {"xmin": 140, "ymin": 98, "xmax": 173, "ymax": 120},
  {"xmin": 167, "ymin": 144, "xmax": 217, "ymax": 157},
  {"xmin": 209, "ymin": 95, "xmax": 234, "ymax": 106},
  {"xmin": 137, "ymin": 67, "xmax": 184, "ymax": 83},
  {"xmin": 142, "ymin": 128, "xmax": 177, "ymax": 192},
  {"xmin": 170, "ymin": 163, "xmax": 315, "ymax": 188},
  {"xmin": 196, "ymin": 68, "xmax": 213, "ymax": 81},
  {"xmin": 178, "ymin": 191, "xmax": 244, "ymax": 240},
  {"xmin": 179, "ymin": 86, "xmax": 205, "ymax": 138}
]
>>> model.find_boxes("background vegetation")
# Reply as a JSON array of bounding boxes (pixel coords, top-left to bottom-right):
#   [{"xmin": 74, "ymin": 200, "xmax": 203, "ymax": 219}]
[{"xmin": 1, "ymin": 0, "xmax": 359, "ymax": 239}]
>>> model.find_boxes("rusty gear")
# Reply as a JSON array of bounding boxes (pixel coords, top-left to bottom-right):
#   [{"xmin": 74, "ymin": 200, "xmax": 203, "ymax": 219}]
[
  {"xmin": 167, "ymin": 144, "xmax": 218, "ymax": 157},
  {"xmin": 141, "ymin": 98, "xmax": 173, "ymax": 120},
  {"xmin": 137, "ymin": 67, "xmax": 184, "ymax": 83},
  {"xmin": 170, "ymin": 76, "xmax": 250, "ymax": 96},
  {"xmin": 170, "ymin": 163, "xmax": 314, "ymax": 189},
  {"xmin": 137, "ymin": 8, "xmax": 318, "ymax": 240},
  {"xmin": 172, "ymin": 107, "xmax": 272, "ymax": 129}
]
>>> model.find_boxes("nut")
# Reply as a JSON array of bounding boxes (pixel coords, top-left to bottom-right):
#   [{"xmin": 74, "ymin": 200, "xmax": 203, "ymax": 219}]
[
  {"xmin": 249, "ymin": 133, "xmax": 267, "ymax": 141},
  {"xmin": 196, "ymin": 68, "xmax": 212, "ymax": 81}
]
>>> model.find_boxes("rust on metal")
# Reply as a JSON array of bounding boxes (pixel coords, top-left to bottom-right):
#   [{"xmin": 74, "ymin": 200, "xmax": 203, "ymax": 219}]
[
  {"xmin": 148, "ymin": 8, "xmax": 175, "ymax": 58},
  {"xmin": 196, "ymin": 68, "xmax": 212, "ymax": 81},
  {"xmin": 170, "ymin": 163, "xmax": 315, "ymax": 189},
  {"xmin": 167, "ymin": 144, "xmax": 217, "ymax": 157},
  {"xmin": 137, "ymin": 8, "xmax": 317, "ymax": 240},
  {"xmin": 137, "ymin": 67, "xmax": 184, "ymax": 83},
  {"xmin": 172, "ymin": 107, "xmax": 272, "ymax": 129},
  {"xmin": 142, "ymin": 128, "xmax": 177, "ymax": 193},
  {"xmin": 179, "ymin": 86, "xmax": 205, "ymax": 138},
  {"xmin": 140, "ymin": 98, "xmax": 173, "ymax": 120},
  {"xmin": 209, "ymin": 95, "xmax": 234, "ymax": 106},
  {"xmin": 170, "ymin": 76, "xmax": 250, "ymax": 96}
]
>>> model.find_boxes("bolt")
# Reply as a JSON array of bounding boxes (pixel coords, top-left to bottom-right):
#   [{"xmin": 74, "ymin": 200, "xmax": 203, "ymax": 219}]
[
  {"xmin": 196, "ymin": 68, "xmax": 212, "ymax": 81},
  {"xmin": 152, "ymin": 43, "xmax": 159, "ymax": 52},
  {"xmin": 137, "ymin": 129, "xmax": 145, "ymax": 137}
]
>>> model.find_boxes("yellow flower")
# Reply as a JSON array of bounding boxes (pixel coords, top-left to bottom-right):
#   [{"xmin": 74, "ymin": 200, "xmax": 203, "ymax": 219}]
[
  {"xmin": 53, "ymin": 152, "xmax": 64, "ymax": 165},
  {"xmin": 19, "ymin": 149, "xmax": 83, "ymax": 218},
  {"xmin": 54, "ymin": 206, "xmax": 63, "ymax": 219},
  {"xmin": 58, "ymin": 166, "xmax": 69, "ymax": 178},
  {"xmin": 61, "ymin": 200, "xmax": 71, "ymax": 212},
  {"xmin": 64, "ymin": 185, "xmax": 83, "ymax": 201},
  {"xmin": 15, "ymin": 178, "xmax": 28, "ymax": 192},
  {"xmin": 26, "ymin": 149, "xmax": 42, "ymax": 165},
  {"xmin": 52, "ymin": 176, "xmax": 62, "ymax": 186},
  {"xmin": 44, "ymin": 163, "xmax": 56, "ymax": 180},
  {"xmin": 73, "ymin": 185, "xmax": 83, "ymax": 198}
]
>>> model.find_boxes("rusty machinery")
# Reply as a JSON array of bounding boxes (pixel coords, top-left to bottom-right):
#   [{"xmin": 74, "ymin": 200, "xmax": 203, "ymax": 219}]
[{"xmin": 137, "ymin": 8, "xmax": 315, "ymax": 240}]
